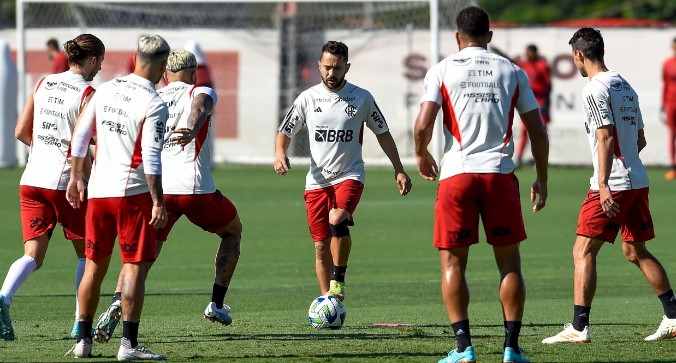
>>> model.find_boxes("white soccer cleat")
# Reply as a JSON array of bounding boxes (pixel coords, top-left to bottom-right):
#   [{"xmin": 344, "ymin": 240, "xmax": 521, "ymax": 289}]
[
  {"xmin": 645, "ymin": 315, "xmax": 676, "ymax": 341},
  {"xmin": 203, "ymin": 302, "xmax": 232, "ymax": 326},
  {"xmin": 65, "ymin": 338, "xmax": 92, "ymax": 358},
  {"xmin": 117, "ymin": 344, "xmax": 166, "ymax": 361},
  {"xmin": 94, "ymin": 300, "xmax": 122, "ymax": 343},
  {"xmin": 542, "ymin": 323, "xmax": 590, "ymax": 344}
]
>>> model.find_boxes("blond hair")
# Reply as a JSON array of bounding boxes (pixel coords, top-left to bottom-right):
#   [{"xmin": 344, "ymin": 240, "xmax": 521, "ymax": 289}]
[
  {"xmin": 166, "ymin": 49, "xmax": 197, "ymax": 73},
  {"xmin": 137, "ymin": 34, "xmax": 170, "ymax": 59}
]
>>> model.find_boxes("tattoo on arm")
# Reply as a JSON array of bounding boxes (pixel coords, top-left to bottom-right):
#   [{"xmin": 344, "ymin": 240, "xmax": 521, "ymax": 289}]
[
  {"xmin": 145, "ymin": 174, "xmax": 164, "ymax": 206},
  {"xmin": 188, "ymin": 94, "xmax": 213, "ymax": 131}
]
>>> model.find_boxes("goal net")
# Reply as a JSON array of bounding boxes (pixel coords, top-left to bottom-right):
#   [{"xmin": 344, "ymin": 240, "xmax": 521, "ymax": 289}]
[{"xmin": 16, "ymin": 0, "xmax": 473, "ymax": 164}]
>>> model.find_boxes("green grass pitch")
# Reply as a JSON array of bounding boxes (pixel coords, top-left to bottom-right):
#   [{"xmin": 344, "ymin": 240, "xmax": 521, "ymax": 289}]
[{"xmin": 0, "ymin": 165, "xmax": 675, "ymax": 362}]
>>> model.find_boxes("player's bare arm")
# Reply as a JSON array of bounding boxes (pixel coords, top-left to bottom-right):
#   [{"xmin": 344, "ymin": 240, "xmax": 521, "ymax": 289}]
[
  {"xmin": 413, "ymin": 101, "xmax": 441, "ymax": 181},
  {"xmin": 520, "ymin": 108, "xmax": 550, "ymax": 212},
  {"xmin": 638, "ymin": 129, "xmax": 647, "ymax": 153},
  {"xmin": 14, "ymin": 91, "xmax": 35, "ymax": 146},
  {"xmin": 76, "ymin": 92, "xmax": 96, "ymax": 180},
  {"xmin": 145, "ymin": 174, "xmax": 168, "ymax": 229},
  {"xmin": 596, "ymin": 125, "xmax": 619, "ymax": 217},
  {"xmin": 274, "ymin": 132, "xmax": 292, "ymax": 176},
  {"xmin": 66, "ymin": 156, "xmax": 86, "ymax": 209},
  {"xmin": 172, "ymin": 93, "xmax": 214, "ymax": 150},
  {"xmin": 375, "ymin": 131, "xmax": 412, "ymax": 196}
]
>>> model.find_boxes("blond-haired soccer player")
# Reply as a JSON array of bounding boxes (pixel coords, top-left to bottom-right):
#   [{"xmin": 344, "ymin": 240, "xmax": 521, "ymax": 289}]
[
  {"xmin": 542, "ymin": 27, "xmax": 676, "ymax": 345},
  {"xmin": 66, "ymin": 34, "xmax": 169, "ymax": 360},
  {"xmin": 275, "ymin": 40, "xmax": 411, "ymax": 303},
  {"xmin": 0, "ymin": 34, "xmax": 104, "ymax": 341},
  {"xmin": 414, "ymin": 6, "xmax": 548, "ymax": 363},
  {"xmin": 93, "ymin": 50, "xmax": 242, "ymax": 343}
]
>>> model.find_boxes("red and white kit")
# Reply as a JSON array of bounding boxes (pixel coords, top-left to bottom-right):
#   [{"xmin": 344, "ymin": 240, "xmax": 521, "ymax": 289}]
[
  {"xmin": 72, "ymin": 73, "xmax": 168, "ymax": 262},
  {"xmin": 20, "ymin": 71, "xmax": 93, "ymax": 242},
  {"xmin": 156, "ymin": 82, "xmax": 236, "ymax": 240}
]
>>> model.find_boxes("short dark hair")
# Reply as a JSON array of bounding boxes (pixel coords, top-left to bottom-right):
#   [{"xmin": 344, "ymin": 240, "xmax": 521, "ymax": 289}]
[
  {"xmin": 321, "ymin": 41, "xmax": 348, "ymax": 62},
  {"xmin": 569, "ymin": 27, "xmax": 604, "ymax": 63},
  {"xmin": 46, "ymin": 38, "xmax": 59, "ymax": 50},
  {"xmin": 526, "ymin": 44, "xmax": 538, "ymax": 53},
  {"xmin": 456, "ymin": 6, "xmax": 490, "ymax": 38}
]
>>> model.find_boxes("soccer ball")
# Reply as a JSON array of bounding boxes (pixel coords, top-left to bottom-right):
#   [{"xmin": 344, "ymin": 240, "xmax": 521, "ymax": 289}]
[{"xmin": 308, "ymin": 294, "xmax": 346, "ymax": 329}]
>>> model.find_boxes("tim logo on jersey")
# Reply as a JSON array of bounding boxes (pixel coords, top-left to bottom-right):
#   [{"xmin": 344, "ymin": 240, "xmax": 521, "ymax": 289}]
[{"xmin": 315, "ymin": 129, "xmax": 354, "ymax": 143}]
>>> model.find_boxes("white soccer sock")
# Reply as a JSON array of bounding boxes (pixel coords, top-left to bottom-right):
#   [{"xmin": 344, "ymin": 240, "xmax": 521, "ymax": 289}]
[
  {"xmin": 74, "ymin": 258, "xmax": 86, "ymax": 319},
  {"xmin": 0, "ymin": 255, "xmax": 38, "ymax": 306}
]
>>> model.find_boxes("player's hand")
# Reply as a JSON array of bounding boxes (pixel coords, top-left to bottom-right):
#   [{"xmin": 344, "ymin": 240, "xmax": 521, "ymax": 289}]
[
  {"xmin": 66, "ymin": 178, "xmax": 86, "ymax": 209},
  {"xmin": 530, "ymin": 178, "xmax": 548, "ymax": 212},
  {"xmin": 416, "ymin": 152, "xmax": 438, "ymax": 181},
  {"xmin": 395, "ymin": 171, "xmax": 412, "ymax": 196},
  {"xmin": 599, "ymin": 185, "xmax": 619, "ymax": 218},
  {"xmin": 149, "ymin": 204, "xmax": 168, "ymax": 229},
  {"xmin": 274, "ymin": 154, "xmax": 291, "ymax": 176},
  {"xmin": 171, "ymin": 128, "xmax": 196, "ymax": 150}
]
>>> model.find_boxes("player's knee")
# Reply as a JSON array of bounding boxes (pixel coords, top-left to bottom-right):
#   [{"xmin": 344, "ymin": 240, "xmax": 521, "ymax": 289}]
[
  {"xmin": 622, "ymin": 243, "xmax": 644, "ymax": 265},
  {"xmin": 330, "ymin": 219, "xmax": 350, "ymax": 237},
  {"xmin": 314, "ymin": 239, "xmax": 331, "ymax": 256}
]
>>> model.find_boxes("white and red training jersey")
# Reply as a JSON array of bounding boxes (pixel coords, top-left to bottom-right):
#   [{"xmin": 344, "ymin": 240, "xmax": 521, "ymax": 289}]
[
  {"xmin": 421, "ymin": 47, "xmax": 539, "ymax": 181},
  {"xmin": 279, "ymin": 81, "xmax": 389, "ymax": 190},
  {"xmin": 157, "ymin": 82, "xmax": 217, "ymax": 195},
  {"xmin": 582, "ymin": 71, "xmax": 649, "ymax": 191},
  {"xmin": 73, "ymin": 74, "xmax": 168, "ymax": 198},
  {"xmin": 20, "ymin": 71, "xmax": 94, "ymax": 190}
]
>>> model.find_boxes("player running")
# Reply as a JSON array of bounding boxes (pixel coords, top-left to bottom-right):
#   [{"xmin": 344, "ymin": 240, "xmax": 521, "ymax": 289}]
[
  {"xmin": 92, "ymin": 50, "xmax": 242, "ymax": 343},
  {"xmin": 0, "ymin": 34, "xmax": 104, "ymax": 341},
  {"xmin": 274, "ymin": 41, "xmax": 411, "ymax": 302},
  {"xmin": 414, "ymin": 7, "xmax": 549, "ymax": 363},
  {"xmin": 542, "ymin": 27, "xmax": 676, "ymax": 344},
  {"xmin": 663, "ymin": 37, "xmax": 676, "ymax": 180},
  {"xmin": 66, "ymin": 34, "xmax": 169, "ymax": 361}
]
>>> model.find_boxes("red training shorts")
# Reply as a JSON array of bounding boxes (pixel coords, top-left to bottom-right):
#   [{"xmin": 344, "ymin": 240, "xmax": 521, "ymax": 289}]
[
  {"xmin": 304, "ymin": 179, "xmax": 364, "ymax": 242},
  {"xmin": 434, "ymin": 173, "xmax": 527, "ymax": 249},
  {"xmin": 85, "ymin": 193, "xmax": 157, "ymax": 263},
  {"xmin": 157, "ymin": 190, "xmax": 238, "ymax": 241},
  {"xmin": 576, "ymin": 188, "xmax": 654, "ymax": 243},
  {"xmin": 20, "ymin": 185, "xmax": 86, "ymax": 242}
]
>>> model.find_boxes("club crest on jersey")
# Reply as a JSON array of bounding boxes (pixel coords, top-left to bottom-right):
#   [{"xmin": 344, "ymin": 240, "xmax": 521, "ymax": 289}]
[{"xmin": 345, "ymin": 104, "xmax": 357, "ymax": 117}]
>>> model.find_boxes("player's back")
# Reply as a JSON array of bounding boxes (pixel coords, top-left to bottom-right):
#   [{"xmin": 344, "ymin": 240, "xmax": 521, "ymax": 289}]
[
  {"xmin": 88, "ymin": 73, "xmax": 166, "ymax": 198},
  {"xmin": 157, "ymin": 81, "xmax": 216, "ymax": 195},
  {"xmin": 21, "ymin": 71, "xmax": 93, "ymax": 190},
  {"xmin": 423, "ymin": 47, "xmax": 538, "ymax": 180},
  {"xmin": 583, "ymin": 71, "xmax": 648, "ymax": 190}
]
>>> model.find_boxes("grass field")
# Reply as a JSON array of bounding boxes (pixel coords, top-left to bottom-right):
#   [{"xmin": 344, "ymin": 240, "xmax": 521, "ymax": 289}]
[{"xmin": 0, "ymin": 165, "xmax": 676, "ymax": 362}]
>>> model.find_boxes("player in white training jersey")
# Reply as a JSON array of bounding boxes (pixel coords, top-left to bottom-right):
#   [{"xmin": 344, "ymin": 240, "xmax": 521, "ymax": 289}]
[
  {"xmin": 275, "ymin": 41, "xmax": 411, "ymax": 303},
  {"xmin": 66, "ymin": 34, "xmax": 169, "ymax": 361},
  {"xmin": 414, "ymin": 7, "xmax": 549, "ymax": 363},
  {"xmin": 543, "ymin": 27, "xmax": 676, "ymax": 345},
  {"xmin": 0, "ymin": 34, "xmax": 104, "ymax": 341},
  {"xmin": 94, "ymin": 50, "xmax": 241, "ymax": 342}
]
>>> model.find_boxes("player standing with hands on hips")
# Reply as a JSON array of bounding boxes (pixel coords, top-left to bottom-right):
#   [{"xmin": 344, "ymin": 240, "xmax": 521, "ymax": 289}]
[
  {"xmin": 66, "ymin": 34, "xmax": 170, "ymax": 361},
  {"xmin": 414, "ymin": 6, "xmax": 549, "ymax": 363},
  {"xmin": 274, "ymin": 41, "xmax": 411, "ymax": 302}
]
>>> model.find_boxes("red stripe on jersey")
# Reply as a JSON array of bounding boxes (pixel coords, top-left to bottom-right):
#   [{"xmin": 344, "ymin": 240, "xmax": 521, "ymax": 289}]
[
  {"xmin": 505, "ymin": 85, "xmax": 520, "ymax": 145},
  {"xmin": 193, "ymin": 115, "xmax": 210, "ymax": 161},
  {"xmin": 79, "ymin": 86, "xmax": 94, "ymax": 110},
  {"xmin": 440, "ymin": 82, "xmax": 461, "ymax": 144},
  {"xmin": 188, "ymin": 85, "xmax": 197, "ymax": 97},
  {"xmin": 130, "ymin": 117, "xmax": 146, "ymax": 169},
  {"xmin": 612, "ymin": 125, "xmax": 623, "ymax": 161},
  {"xmin": 359, "ymin": 121, "xmax": 365, "ymax": 145},
  {"xmin": 34, "ymin": 77, "xmax": 46, "ymax": 93}
]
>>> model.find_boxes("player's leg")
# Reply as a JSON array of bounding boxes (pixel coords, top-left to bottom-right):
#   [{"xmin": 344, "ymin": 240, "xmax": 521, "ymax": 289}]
[
  {"xmin": 115, "ymin": 193, "xmax": 164, "ymax": 360},
  {"xmin": 70, "ymin": 239, "xmax": 86, "ymax": 338},
  {"xmin": 666, "ymin": 107, "xmax": 676, "ymax": 179},
  {"xmin": 203, "ymin": 216, "xmax": 241, "ymax": 325},
  {"xmin": 304, "ymin": 188, "xmax": 333, "ymax": 294},
  {"xmin": 493, "ymin": 244, "xmax": 526, "ymax": 362}
]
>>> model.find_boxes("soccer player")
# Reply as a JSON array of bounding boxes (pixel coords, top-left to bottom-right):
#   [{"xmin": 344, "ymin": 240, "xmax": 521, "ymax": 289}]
[
  {"xmin": 66, "ymin": 34, "xmax": 169, "ymax": 360},
  {"xmin": 92, "ymin": 50, "xmax": 242, "ymax": 343},
  {"xmin": 542, "ymin": 28, "xmax": 676, "ymax": 344},
  {"xmin": 515, "ymin": 44, "xmax": 551, "ymax": 167},
  {"xmin": 413, "ymin": 7, "xmax": 549, "ymax": 363},
  {"xmin": 46, "ymin": 38, "xmax": 70, "ymax": 74},
  {"xmin": 0, "ymin": 34, "xmax": 104, "ymax": 341},
  {"xmin": 274, "ymin": 40, "xmax": 411, "ymax": 302},
  {"xmin": 663, "ymin": 37, "xmax": 676, "ymax": 180}
]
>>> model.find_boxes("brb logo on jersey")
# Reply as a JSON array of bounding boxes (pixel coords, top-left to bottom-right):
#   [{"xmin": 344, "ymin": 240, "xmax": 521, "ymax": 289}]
[{"xmin": 315, "ymin": 128, "xmax": 354, "ymax": 143}]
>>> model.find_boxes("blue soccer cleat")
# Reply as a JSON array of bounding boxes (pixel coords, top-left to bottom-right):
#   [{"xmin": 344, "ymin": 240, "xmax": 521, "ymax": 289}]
[
  {"xmin": 0, "ymin": 295, "xmax": 15, "ymax": 341},
  {"xmin": 93, "ymin": 299, "xmax": 122, "ymax": 343},
  {"xmin": 503, "ymin": 347, "xmax": 530, "ymax": 363},
  {"xmin": 438, "ymin": 346, "xmax": 476, "ymax": 363},
  {"xmin": 69, "ymin": 319, "xmax": 79, "ymax": 339}
]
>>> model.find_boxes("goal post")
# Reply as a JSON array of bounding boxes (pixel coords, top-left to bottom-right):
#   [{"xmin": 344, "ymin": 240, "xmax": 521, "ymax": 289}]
[{"xmin": 15, "ymin": 0, "xmax": 472, "ymax": 165}]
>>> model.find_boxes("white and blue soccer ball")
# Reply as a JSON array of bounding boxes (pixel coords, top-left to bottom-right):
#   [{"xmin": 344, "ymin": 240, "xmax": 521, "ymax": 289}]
[{"xmin": 308, "ymin": 294, "xmax": 346, "ymax": 329}]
